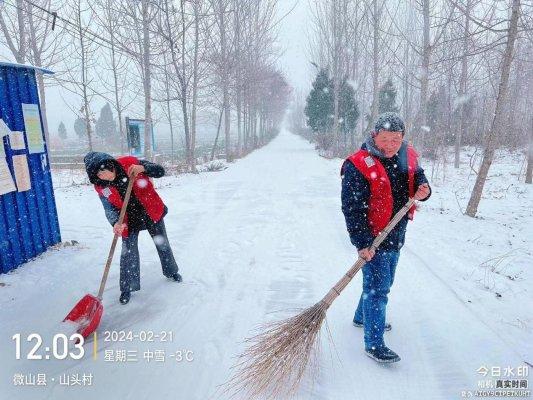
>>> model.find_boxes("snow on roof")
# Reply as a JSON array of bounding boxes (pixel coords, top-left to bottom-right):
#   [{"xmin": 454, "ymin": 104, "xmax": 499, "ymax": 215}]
[{"xmin": 0, "ymin": 61, "xmax": 54, "ymax": 75}]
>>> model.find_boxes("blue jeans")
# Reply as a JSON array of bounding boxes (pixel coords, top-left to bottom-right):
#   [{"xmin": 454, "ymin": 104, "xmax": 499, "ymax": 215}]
[
  {"xmin": 120, "ymin": 218, "xmax": 179, "ymax": 292},
  {"xmin": 353, "ymin": 250, "xmax": 400, "ymax": 350}
]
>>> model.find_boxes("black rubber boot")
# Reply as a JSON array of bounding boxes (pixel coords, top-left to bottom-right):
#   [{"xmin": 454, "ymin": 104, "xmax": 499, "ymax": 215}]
[
  {"xmin": 119, "ymin": 291, "xmax": 131, "ymax": 305},
  {"xmin": 170, "ymin": 272, "xmax": 182, "ymax": 282}
]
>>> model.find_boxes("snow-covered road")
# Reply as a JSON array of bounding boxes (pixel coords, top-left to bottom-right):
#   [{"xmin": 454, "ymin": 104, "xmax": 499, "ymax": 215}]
[{"xmin": 0, "ymin": 130, "xmax": 528, "ymax": 399}]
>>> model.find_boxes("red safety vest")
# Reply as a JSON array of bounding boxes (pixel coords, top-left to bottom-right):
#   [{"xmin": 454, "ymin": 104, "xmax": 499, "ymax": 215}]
[
  {"xmin": 94, "ymin": 156, "xmax": 165, "ymax": 237},
  {"xmin": 344, "ymin": 146, "xmax": 418, "ymax": 236}
]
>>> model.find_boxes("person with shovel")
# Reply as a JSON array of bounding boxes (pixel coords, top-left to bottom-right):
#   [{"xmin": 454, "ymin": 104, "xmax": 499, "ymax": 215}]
[
  {"xmin": 84, "ymin": 152, "xmax": 182, "ymax": 305},
  {"xmin": 341, "ymin": 112, "xmax": 431, "ymax": 363}
]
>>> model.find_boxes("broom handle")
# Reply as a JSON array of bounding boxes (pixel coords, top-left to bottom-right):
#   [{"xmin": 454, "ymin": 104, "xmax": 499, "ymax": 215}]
[
  {"xmin": 323, "ymin": 198, "xmax": 416, "ymax": 306},
  {"xmin": 97, "ymin": 175, "xmax": 135, "ymax": 299}
]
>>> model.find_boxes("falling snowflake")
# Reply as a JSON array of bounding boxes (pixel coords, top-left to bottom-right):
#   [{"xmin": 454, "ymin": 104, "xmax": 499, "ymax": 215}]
[
  {"xmin": 454, "ymin": 94, "xmax": 471, "ymax": 107},
  {"xmin": 153, "ymin": 235, "xmax": 166, "ymax": 246},
  {"xmin": 136, "ymin": 179, "xmax": 148, "ymax": 188}
]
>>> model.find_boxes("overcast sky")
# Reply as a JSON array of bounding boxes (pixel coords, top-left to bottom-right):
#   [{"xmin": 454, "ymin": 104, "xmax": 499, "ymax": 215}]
[
  {"xmin": 276, "ymin": 0, "xmax": 314, "ymax": 93},
  {"xmin": 1, "ymin": 0, "xmax": 315, "ymax": 142}
]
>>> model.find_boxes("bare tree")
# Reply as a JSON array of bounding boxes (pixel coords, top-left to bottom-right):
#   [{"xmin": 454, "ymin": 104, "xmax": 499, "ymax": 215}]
[
  {"xmin": 367, "ymin": 0, "xmax": 382, "ymax": 133},
  {"xmin": 0, "ymin": 0, "xmax": 27, "ymax": 63},
  {"xmin": 465, "ymin": 0, "xmax": 522, "ymax": 216},
  {"xmin": 526, "ymin": 116, "xmax": 533, "ymax": 184},
  {"xmin": 116, "ymin": 0, "xmax": 160, "ymax": 159},
  {"xmin": 454, "ymin": 0, "xmax": 472, "ymax": 168},
  {"xmin": 91, "ymin": 0, "xmax": 139, "ymax": 152},
  {"xmin": 58, "ymin": 0, "xmax": 98, "ymax": 151},
  {"xmin": 0, "ymin": 0, "xmax": 64, "ymax": 144},
  {"xmin": 154, "ymin": 0, "xmax": 211, "ymax": 172},
  {"xmin": 218, "ymin": 0, "xmax": 232, "ymax": 161}
]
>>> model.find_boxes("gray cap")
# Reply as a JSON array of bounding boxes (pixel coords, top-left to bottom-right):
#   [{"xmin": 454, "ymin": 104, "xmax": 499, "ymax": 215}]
[{"xmin": 374, "ymin": 112, "xmax": 405, "ymax": 134}]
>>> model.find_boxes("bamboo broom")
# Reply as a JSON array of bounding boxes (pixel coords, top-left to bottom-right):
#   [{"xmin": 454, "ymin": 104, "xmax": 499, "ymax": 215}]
[{"xmin": 226, "ymin": 198, "xmax": 416, "ymax": 399}]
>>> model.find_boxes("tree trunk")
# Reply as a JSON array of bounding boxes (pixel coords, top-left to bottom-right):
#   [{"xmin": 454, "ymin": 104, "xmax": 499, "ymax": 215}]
[
  {"xmin": 243, "ymin": 101, "xmax": 248, "ymax": 150},
  {"xmin": 506, "ymin": 41, "xmax": 523, "ymax": 150},
  {"xmin": 180, "ymin": 85, "xmax": 192, "ymax": 170},
  {"xmin": 223, "ymin": 87, "xmax": 231, "ymax": 160},
  {"xmin": 167, "ymin": 98, "xmax": 175, "ymax": 164},
  {"xmin": 82, "ymin": 93, "xmax": 93, "ymax": 151},
  {"xmin": 455, "ymin": 0, "xmax": 470, "ymax": 169},
  {"xmin": 236, "ymin": 88, "xmax": 242, "ymax": 157},
  {"xmin": 189, "ymin": 0, "xmax": 200, "ymax": 173},
  {"xmin": 219, "ymin": 4, "xmax": 231, "ymax": 162},
  {"xmin": 526, "ymin": 117, "xmax": 533, "ymax": 184},
  {"xmin": 332, "ymin": 0, "xmax": 340, "ymax": 149},
  {"xmin": 164, "ymin": 68, "xmax": 175, "ymax": 164},
  {"xmin": 78, "ymin": 2, "xmax": 93, "ymax": 151},
  {"xmin": 366, "ymin": 0, "xmax": 380, "ymax": 133},
  {"xmin": 27, "ymin": 14, "xmax": 49, "ymax": 146},
  {"xmin": 234, "ymin": 2, "xmax": 242, "ymax": 157},
  {"xmin": 15, "ymin": 0, "xmax": 26, "ymax": 62},
  {"xmin": 210, "ymin": 107, "xmax": 224, "ymax": 161},
  {"xmin": 465, "ymin": 0, "xmax": 521, "ymax": 217},
  {"xmin": 417, "ymin": 0, "xmax": 431, "ymax": 152},
  {"xmin": 142, "ymin": 0, "xmax": 153, "ymax": 160},
  {"xmin": 107, "ymin": 9, "xmax": 126, "ymax": 154},
  {"xmin": 403, "ymin": 38, "xmax": 411, "ymax": 135},
  {"xmin": 0, "ymin": 0, "xmax": 26, "ymax": 62},
  {"xmin": 36, "ymin": 73, "xmax": 50, "ymax": 146}
]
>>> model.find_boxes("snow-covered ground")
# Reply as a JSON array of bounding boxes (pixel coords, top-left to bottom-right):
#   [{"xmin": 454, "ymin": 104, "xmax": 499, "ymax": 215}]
[{"xmin": 0, "ymin": 130, "xmax": 531, "ymax": 400}]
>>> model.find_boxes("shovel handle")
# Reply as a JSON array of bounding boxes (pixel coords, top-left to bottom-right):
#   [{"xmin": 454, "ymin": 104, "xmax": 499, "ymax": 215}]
[{"xmin": 97, "ymin": 174, "xmax": 136, "ymax": 299}]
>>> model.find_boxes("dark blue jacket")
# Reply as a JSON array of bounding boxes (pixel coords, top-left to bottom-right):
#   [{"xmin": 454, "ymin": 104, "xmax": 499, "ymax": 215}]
[{"xmin": 341, "ymin": 138, "xmax": 431, "ymax": 251}]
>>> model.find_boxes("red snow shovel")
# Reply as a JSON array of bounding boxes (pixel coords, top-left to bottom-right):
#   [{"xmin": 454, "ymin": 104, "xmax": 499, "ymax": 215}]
[{"xmin": 63, "ymin": 174, "xmax": 135, "ymax": 338}]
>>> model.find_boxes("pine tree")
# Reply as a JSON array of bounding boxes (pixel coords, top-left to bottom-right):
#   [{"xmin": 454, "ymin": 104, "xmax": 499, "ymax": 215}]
[
  {"xmin": 339, "ymin": 79, "xmax": 359, "ymax": 137},
  {"xmin": 74, "ymin": 117, "xmax": 87, "ymax": 139},
  {"xmin": 304, "ymin": 69, "xmax": 334, "ymax": 134},
  {"xmin": 58, "ymin": 121, "xmax": 67, "ymax": 140},
  {"xmin": 95, "ymin": 103, "xmax": 117, "ymax": 140},
  {"xmin": 426, "ymin": 85, "xmax": 447, "ymax": 159},
  {"xmin": 378, "ymin": 78, "xmax": 400, "ymax": 114},
  {"xmin": 305, "ymin": 70, "xmax": 359, "ymax": 153}
]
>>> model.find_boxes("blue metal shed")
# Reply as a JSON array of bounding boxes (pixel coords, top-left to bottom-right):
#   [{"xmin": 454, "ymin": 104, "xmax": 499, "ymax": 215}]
[{"xmin": 0, "ymin": 62, "xmax": 61, "ymax": 274}]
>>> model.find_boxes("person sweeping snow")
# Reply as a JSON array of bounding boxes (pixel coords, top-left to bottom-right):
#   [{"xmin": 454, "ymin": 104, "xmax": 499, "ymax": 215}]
[
  {"xmin": 84, "ymin": 152, "xmax": 182, "ymax": 305},
  {"xmin": 341, "ymin": 112, "xmax": 431, "ymax": 363}
]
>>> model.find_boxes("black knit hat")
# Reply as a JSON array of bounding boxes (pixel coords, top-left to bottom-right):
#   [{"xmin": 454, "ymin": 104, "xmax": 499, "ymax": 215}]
[
  {"xmin": 374, "ymin": 112, "xmax": 405, "ymax": 134},
  {"xmin": 84, "ymin": 151, "xmax": 118, "ymax": 184}
]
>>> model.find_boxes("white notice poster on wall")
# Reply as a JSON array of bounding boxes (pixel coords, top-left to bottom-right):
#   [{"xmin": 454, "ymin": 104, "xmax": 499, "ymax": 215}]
[
  {"xmin": 0, "ymin": 158, "xmax": 16, "ymax": 195},
  {"xmin": 0, "ymin": 137, "xmax": 5, "ymax": 158},
  {"xmin": 9, "ymin": 131, "xmax": 26, "ymax": 150},
  {"xmin": 21, "ymin": 103, "xmax": 45, "ymax": 153},
  {"xmin": 12, "ymin": 154, "xmax": 31, "ymax": 192},
  {"xmin": 0, "ymin": 119, "xmax": 11, "ymax": 137}
]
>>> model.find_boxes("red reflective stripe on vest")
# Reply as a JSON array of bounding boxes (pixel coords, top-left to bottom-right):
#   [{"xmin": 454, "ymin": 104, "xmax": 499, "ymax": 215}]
[
  {"xmin": 345, "ymin": 146, "xmax": 418, "ymax": 236},
  {"xmin": 94, "ymin": 156, "xmax": 165, "ymax": 237}
]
